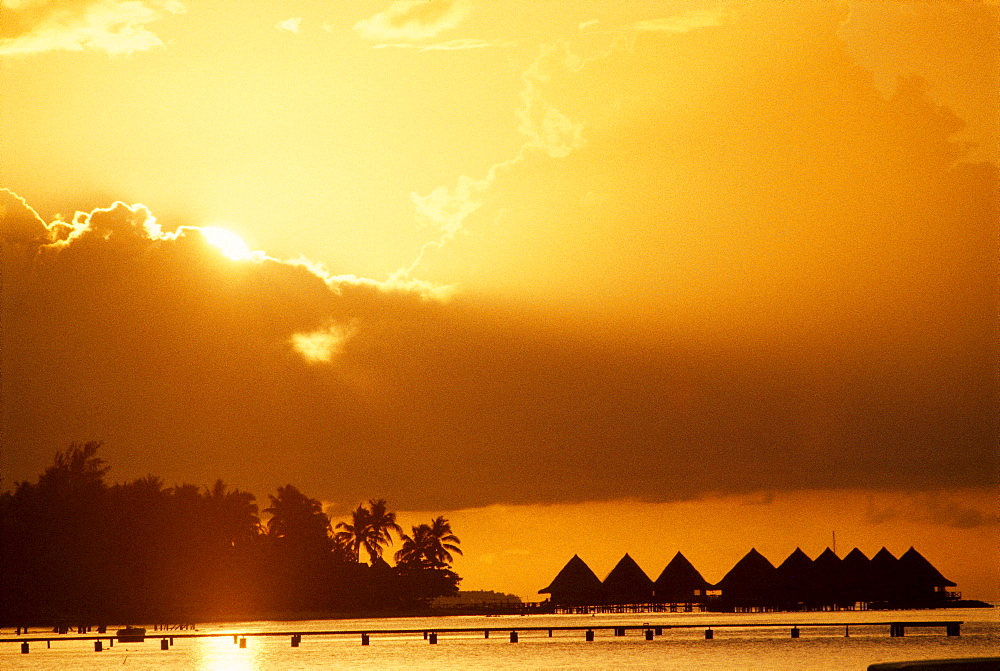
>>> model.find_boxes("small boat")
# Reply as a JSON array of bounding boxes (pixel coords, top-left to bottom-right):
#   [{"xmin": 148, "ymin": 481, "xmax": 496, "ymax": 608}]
[{"xmin": 116, "ymin": 627, "xmax": 146, "ymax": 642}]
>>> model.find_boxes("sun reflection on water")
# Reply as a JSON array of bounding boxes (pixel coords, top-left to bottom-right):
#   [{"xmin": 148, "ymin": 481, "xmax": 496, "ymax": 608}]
[{"xmin": 192, "ymin": 634, "xmax": 260, "ymax": 671}]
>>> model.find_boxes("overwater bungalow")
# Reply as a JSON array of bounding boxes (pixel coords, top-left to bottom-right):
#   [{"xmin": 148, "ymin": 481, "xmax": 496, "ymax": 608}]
[
  {"xmin": 811, "ymin": 547, "xmax": 845, "ymax": 609},
  {"xmin": 601, "ymin": 553, "xmax": 654, "ymax": 605},
  {"xmin": 537, "ymin": 554, "xmax": 603, "ymax": 606},
  {"xmin": 714, "ymin": 548, "xmax": 779, "ymax": 611},
  {"xmin": 653, "ymin": 551, "xmax": 711, "ymax": 605},
  {"xmin": 775, "ymin": 547, "xmax": 817, "ymax": 610},
  {"xmin": 896, "ymin": 546, "xmax": 958, "ymax": 606},
  {"xmin": 841, "ymin": 547, "xmax": 872, "ymax": 607}
]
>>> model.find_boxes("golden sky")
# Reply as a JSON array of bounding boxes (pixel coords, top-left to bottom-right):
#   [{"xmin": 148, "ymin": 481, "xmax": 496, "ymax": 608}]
[{"xmin": 1, "ymin": 0, "xmax": 997, "ymax": 601}]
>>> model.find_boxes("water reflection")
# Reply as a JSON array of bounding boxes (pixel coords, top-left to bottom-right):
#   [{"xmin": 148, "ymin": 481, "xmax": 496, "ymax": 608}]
[{"xmin": 193, "ymin": 634, "xmax": 260, "ymax": 671}]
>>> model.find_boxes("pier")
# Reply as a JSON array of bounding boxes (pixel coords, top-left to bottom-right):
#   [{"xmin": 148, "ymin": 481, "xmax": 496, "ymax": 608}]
[{"xmin": 2, "ymin": 620, "xmax": 962, "ymax": 653}]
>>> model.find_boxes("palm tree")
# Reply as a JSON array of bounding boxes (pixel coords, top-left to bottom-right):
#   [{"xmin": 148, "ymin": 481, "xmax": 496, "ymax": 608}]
[
  {"xmin": 333, "ymin": 504, "xmax": 371, "ymax": 562},
  {"xmin": 334, "ymin": 498, "xmax": 402, "ymax": 564},
  {"xmin": 263, "ymin": 484, "xmax": 331, "ymax": 551},
  {"xmin": 395, "ymin": 516, "xmax": 462, "ymax": 569}
]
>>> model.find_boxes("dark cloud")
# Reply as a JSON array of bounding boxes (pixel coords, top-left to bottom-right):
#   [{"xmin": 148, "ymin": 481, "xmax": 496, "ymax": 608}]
[{"xmin": 2, "ymin": 4, "xmax": 996, "ymax": 510}]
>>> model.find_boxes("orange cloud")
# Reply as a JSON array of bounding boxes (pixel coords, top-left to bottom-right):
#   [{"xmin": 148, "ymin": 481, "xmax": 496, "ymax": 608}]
[
  {"xmin": 354, "ymin": 0, "xmax": 469, "ymax": 42},
  {"xmin": 0, "ymin": 0, "xmax": 184, "ymax": 56}
]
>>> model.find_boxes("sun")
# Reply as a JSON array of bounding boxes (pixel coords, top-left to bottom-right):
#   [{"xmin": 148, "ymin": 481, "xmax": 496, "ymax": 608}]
[{"xmin": 200, "ymin": 226, "xmax": 254, "ymax": 261}]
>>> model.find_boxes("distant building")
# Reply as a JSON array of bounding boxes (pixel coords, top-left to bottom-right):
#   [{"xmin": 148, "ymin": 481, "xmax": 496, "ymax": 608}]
[
  {"xmin": 537, "ymin": 546, "xmax": 960, "ymax": 612},
  {"xmin": 537, "ymin": 554, "xmax": 603, "ymax": 606},
  {"xmin": 602, "ymin": 553, "xmax": 653, "ymax": 604},
  {"xmin": 653, "ymin": 551, "xmax": 711, "ymax": 604},
  {"xmin": 774, "ymin": 547, "xmax": 817, "ymax": 610},
  {"xmin": 714, "ymin": 548, "xmax": 779, "ymax": 611}
]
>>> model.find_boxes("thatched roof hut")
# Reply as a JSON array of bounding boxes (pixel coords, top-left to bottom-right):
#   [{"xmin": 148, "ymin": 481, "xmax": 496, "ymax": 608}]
[
  {"xmin": 869, "ymin": 547, "xmax": 900, "ymax": 603},
  {"xmin": 653, "ymin": 551, "xmax": 711, "ymax": 604},
  {"xmin": 811, "ymin": 547, "xmax": 844, "ymax": 607},
  {"xmin": 715, "ymin": 548, "xmax": 778, "ymax": 608},
  {"xmin": 840, "ymin": 547, "xmax": 872, "ymax": 606},
  {"xmin": 775, "ymin": 547, "xmax": 816, "ymax": 609},
  {"xmin": 538, "ymin": 554, "xmax": 603, "ymax": 606},
  {"xmin": 895, "ymin": 546, "xmax": 956, "ymax": 605},
  {"xmin": 602, "ymin": 553, "xmax": 654, "ymax": 604}
]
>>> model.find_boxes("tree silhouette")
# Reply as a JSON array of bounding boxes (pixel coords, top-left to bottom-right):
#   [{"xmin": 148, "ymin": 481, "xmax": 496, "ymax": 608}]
[
  {"xmin": 395, "ymin": 516, "xmax": 462, "ymax": 569},
  {"xmin": 334, "ymin": 498, "xmax": 402, "ymax": 564},
  {"xmin": 263, "ymin": 484, "xmax": 331, "ymax": 552}
]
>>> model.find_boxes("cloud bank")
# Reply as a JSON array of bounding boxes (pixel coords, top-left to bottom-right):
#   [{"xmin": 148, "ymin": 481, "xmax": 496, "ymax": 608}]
[
  {"xmin": 2, "ymin": 4, "xmax": 995, "ymax": 512},
  {"xmin": 0, "ymin": 0, "xmax": 183, "ymax": 56}
]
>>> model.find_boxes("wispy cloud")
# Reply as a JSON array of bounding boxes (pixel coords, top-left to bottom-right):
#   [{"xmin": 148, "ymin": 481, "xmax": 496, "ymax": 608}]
[
  {"xmin": 633, "ymin": 8, "xmax": 726, "ymax": 34},
  {"xmin": 372, "ymin": 38, "xmax": 514, "ymax": 52},
  {"xmin": 275, "ymin": 16, "xmax": 302, "ymax": 34},
  {"xmin": 0, "ymin": 0, "xmax": 184, "ymax": 56},
  {"xmin": 354, "ymin": 0, "xmax": 469, "ymax": 42}
]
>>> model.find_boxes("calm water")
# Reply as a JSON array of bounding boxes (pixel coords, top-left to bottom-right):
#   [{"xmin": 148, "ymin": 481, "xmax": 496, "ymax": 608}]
[{"xmin": 2, "ymin": 608, "xmax": 997, "ymax": 670}]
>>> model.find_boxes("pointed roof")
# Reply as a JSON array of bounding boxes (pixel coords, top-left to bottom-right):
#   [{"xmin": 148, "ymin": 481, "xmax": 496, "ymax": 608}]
[
  {"xmin": 538, "ymin": 554, "xmax": 603, "ymax": 595},
  {"xmin": 871, "ymin": 546, "xmax": 897, "ymax": 565},
  {"xmin": 813, "ymin": 547, "xmax": 841, "ymax": 569},
  {"xmin": 654, "ymin": 551, "xmax": 710, "ymax": 590},
  {"xmin": 776, "ymin": 547, "xmax": 814, "ymax": 574},
  {"xmin": 602, "ymin": 553, "xmax": 653, "ymax": 604},
  {"xmin": 716, "ymin": 548, "xmax": 777, "ymax": 588},
  {"xmin": 898, "ymin": 547, "xmax": 955, "ymax": 587},
  {"xmin": 841, "ymin": 547, "xmax": 870, "ymax": 572}
]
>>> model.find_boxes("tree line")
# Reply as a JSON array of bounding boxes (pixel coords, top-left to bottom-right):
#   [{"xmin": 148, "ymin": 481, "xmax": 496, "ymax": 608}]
[{"xmin": 0, "ymin": 442, "xmax": 462, "ymax": 626}]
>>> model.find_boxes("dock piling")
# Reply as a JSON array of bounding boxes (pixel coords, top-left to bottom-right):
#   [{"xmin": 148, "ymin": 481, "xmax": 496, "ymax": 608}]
[
  {"xmin": 362, "ymin": 633, "xmax": 370, "ymax": 646},
  {"xmin": 791, "ymin": 627, "xmax": 800, "ymax": 639},
  {"xmin": 645, "ymin": 629, "xmax": 653, "ymax": 641},
  {"xmin": 510, "ymin": 631, "xmax": 518, "ymax": 643},
  {"xmin": 585, "ymin": 629, "xmax": 594, "ymax": 641},
  {"xmin": 160, "ymin": 639, "xmax": 169, "ymax": 650},
  {"xmin": 239, "ymin": 637, "xmax": 247, "ymax": 648},
  {"xmin": 95, "ymin": 640, "xmax": 103, "ymax": 652},
  {"xmin": 705, "ymin": 628, "xmax": 714, "ymax": 640},
  {"xmin": 21, "ymin": 642, "xmax": 28, "ymax": 654},
  {"xmin": 429, "ymin": 632, "xmax": 438, "ymax": 644}
]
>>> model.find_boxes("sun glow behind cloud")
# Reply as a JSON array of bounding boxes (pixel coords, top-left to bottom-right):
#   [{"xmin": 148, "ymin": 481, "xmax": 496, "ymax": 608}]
[{"xmin": 199, "ymin": 226, "xmax": 255, "ymax": 261}]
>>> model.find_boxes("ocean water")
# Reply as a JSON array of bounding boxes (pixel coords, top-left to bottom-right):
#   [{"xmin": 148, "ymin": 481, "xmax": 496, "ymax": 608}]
[{"xmin": 2, "ymin": 608, "xmax": 997, "ymax": 670}]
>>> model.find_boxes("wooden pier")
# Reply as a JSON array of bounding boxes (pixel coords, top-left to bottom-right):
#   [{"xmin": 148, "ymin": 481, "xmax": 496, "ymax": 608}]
[{"xmin": 2, "ymin": 620, "xmax": 963, "ymax": 653}]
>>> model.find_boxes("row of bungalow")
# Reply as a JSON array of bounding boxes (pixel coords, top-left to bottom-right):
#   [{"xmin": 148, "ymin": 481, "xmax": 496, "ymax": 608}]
[{"xmin": 539, "ymin": 547, "xmax": 959, "ymax": 612}]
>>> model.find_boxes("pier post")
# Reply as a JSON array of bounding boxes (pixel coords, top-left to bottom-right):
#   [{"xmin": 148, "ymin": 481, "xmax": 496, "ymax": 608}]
[
  {"xmin": 655, "ymin": 627, "xmax": 663, "ymax": 636},
  {"xmin": 161, "ymin": 639, "xmax": 169, "ymax": 650},
  {"xmin": 20, "ymin": 642, "xmax": 28, "ymax": 654},
  {"xmin": 429, "ymin": 632, "xmax": 438, "ymax": 644},
  {"xmin": 548, "ymin": 629, "xmax": 553, "ymax": 637},
  {"xmin": 170, "ymin": 637, "xmax": 174, "ymax": 646},
  {"xmin": 510, "ymin": 631, "xmax": 518, "ymax": 643},
  {"xmin": 484, "ymin": 630, "xmax": 489, "ymax": 638},
  {"xmin": 705, "ymin": 629, "xmax": 714, "ymax": 640},
  {"xmin": 585, "ymin": 629, "xmax": 594, "ymax": 641},
  {"xmin": 95, "ymin": 641, "xmax": 103, "ymax": 652},
  {"xmin": 947, "ymin": 623, "xmax": 960, "ymax": 636},
  {"xmin": 48, "ymin": 640, "xmax": 51, "ymax": 648},
  {"xmin": 423, "ymin": 631, "xmax": 428, "ymax": 640},
  {"xmin": 645, "ymin": 629, "xmax": 653, "ymax": 641},
  {"xmin": 362, "ymin": 633, "xmax": 370, "ymax": 646},
  {"xmin": 291, "ymin": 635, "xmax": 299, "ymax": 647},
  {"xmin": 239, "ymin": 637, "xmax": 247, "ymax": 648},
  {"xmin": 234, "ymin": 635, "xmax": 238, "ymax": 644},
  {"xmin": 791, "ymin": 627, "xmax": 800, "ymax": 638},
  {"xmin": 845, "ymin": 625, "xmax": 849, "ymax": 637}
]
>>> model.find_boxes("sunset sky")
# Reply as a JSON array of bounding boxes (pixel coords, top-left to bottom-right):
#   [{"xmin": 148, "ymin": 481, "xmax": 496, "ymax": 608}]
[{"xmin": 1, "ymin": 0, "xmax": 997, "ymax": 601}]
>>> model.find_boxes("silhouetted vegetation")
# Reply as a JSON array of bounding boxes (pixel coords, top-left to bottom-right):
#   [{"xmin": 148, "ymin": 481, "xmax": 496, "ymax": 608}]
[{"xmin": 0, "ymin": 443, "xmax": 461, "ymax": 627}]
